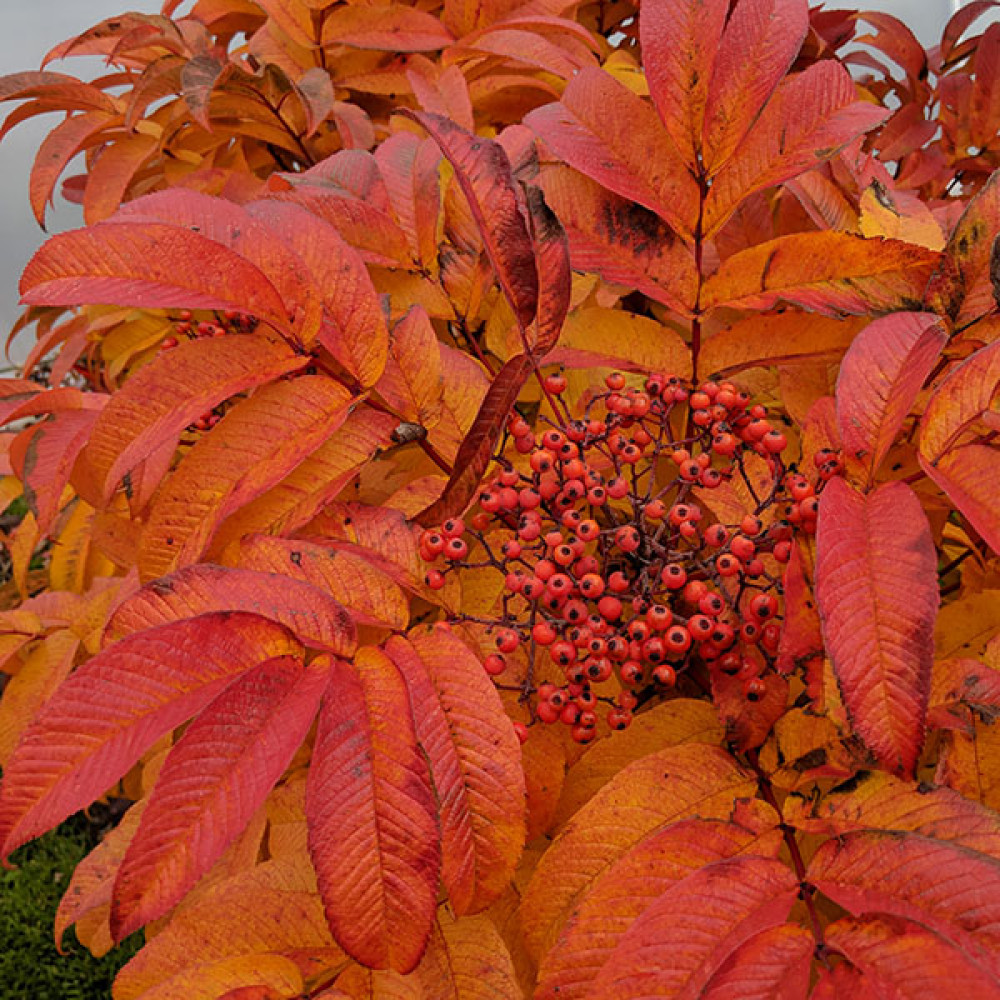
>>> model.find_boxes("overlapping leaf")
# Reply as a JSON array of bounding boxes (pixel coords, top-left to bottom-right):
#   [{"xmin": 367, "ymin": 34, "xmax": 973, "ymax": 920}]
[
  {"xmin": 836, "ymin": 312, "xmax": 946, "ymax": 482},
  {"xmin": 137, "ymin": 375, "xmax": 354, "ymax": 581},
  {"xmin": 110, "ymin": 655, "xmax": 331, "ymax": 939},
  {"xmin": 79, "ymin": 333, "xmax": 307, "ymax": 504},
  {"xmin": 0, "ymin": 613, "xmax": 302, "ymax": 857},
  {"xmin": 107, "ymin": 564, "xmax": 356, "ymax": 655},
  {"xmin": 386, "ymin": 630, "xmax": 523, "ymax": 915},
  {"xmin": 306, "ymin": 651, "xmax": 440, "ymax": 973}
]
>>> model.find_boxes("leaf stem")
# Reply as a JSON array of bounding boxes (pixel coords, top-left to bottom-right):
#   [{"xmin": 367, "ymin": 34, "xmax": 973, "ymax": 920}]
[{"xmin": 744, "ymin": 748, "xmax": 830, "ymax": 964}]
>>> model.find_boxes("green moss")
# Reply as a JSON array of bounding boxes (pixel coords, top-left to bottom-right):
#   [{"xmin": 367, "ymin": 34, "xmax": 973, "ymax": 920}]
[{"xmin": 0, "ymin": 815, "xmax": 142, "ymax": 1000}]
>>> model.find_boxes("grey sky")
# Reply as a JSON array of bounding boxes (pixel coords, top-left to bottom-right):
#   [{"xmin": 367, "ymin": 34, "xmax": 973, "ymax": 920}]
[{"xmin": 0, "ymin": 1, "xmax": 987, "ymax": 361}]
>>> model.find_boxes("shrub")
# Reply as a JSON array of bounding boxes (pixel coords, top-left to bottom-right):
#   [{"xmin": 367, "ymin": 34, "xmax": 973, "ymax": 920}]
[{"xmin": 1, "ymin": 0, "xmax": 1000, "ymax": 996}]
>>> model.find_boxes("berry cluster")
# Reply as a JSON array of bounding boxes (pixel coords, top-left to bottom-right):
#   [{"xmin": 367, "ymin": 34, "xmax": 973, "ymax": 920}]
[
  {"xmin": 161, "ymin": 310, "xmax": 259, "ymax": 431},
  {"xmin": 420, "ymin": 372, "xmax": 838, "ymax": 744},
  {"xmin": 160, "ymin": 309, "xmax": 259, "ymax": 352}
]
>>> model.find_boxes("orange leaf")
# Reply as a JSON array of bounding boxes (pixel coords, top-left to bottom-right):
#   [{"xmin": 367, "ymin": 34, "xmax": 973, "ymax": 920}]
[
  {"xmin": 306, "ymin": 651, "xmax": 440, "ymax": 973},
  {"xmin": 520, "ymin": 743, "xmax": 760, "ymax": 959},
  {"xmin": 590, "ymin": 856, "xmax": 800, "ymax": 997},
  {"xmin": 815, "ymin": 479, "xmax": 938, "ymax": 776},
  {"xmin": 537, "ymin": 166, "xmax": 698, "ymax": 315},
  {"xmin": 235, "ymin": 535, "xmax": 410, "ymax": 630},
  {"xmin": 700, "ymin": 0, "xmax": 810, "ymax": 174},
  {"xmin": 703, "ymin": 62, "xmax": 889, "ymax": 236},
  {"xmin": 703, "ymin": 232, "xmax": 938, "ymax": 316},
  {"xmin": 321, "ymin": 4, "xmax": 453, "ymax": 51},
  {"xmin": 546, "ymin": 308, "xmax": 693, "ymax": 377},
  {"xmin": 20, "ymin": 223, "xmax": 294, "ymax": 336},
  {"xmin": 29, "ymin": 111, "xmax": 116, "ymax": 226},
  {"xmin": 552, "ymin": 699, "xmax": 722, "ymax": 828},
  {"xmin": 137, "ymin": 375, "xmax": 354, "ymax": 580},
  {"xmin": 639, "ymin": 0, "xmax": 729, "ymax": 171},
  {"xmin": 927, "ymin": 168, "xmax": 1000, "ymax": 326},
  {"xmin": 386, "ymin": 629, "xmax": 525, "ymax": 915},
  {"xmin": 836, "ymin": 312, "xmax": 946, "ymax": 483},
  {"xmin": 785, "ymin": 769, "xmax": 1000, "ymax": 861},
  {"xmin": 524, "ymin": 68, "xmax": 699, "ymax": 241},
  {"xmin": 110, "ymin": 655, "xmax": 330, "ymax": 939},
  {"xmin": 107, "ymin": 564, "xmax": 356, "ymax": 656},
  {"xmin": 80, "ymin": 333, "xmax": 306, "ymax": 504},
  {"xmin": 700, "ymin": 313, "xmax": 867, "ymax": 380},
  {"xmin": 375, "ymin": 306, "xmax": 444, "ymax": 428},
  {"xmin": 112, "ymin": 858, "xmax": 344, "ymax": 1000},
  {"xmin": 535, "ymin": 814, "xmax": 783, "ymax": 1000},
  {"xmin": 0, "ymin": 613, "xmax": 302, "ymax": 858},
  {"xmin": 82, "ymin": 132, "xmax": 159, "ymax": 224}
]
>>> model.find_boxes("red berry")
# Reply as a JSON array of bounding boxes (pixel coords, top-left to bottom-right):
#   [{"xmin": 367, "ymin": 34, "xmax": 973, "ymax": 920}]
[
  {"xmin": 513, "ymin": 721, "xmax": 529, "ymax": 744},
  {"xmin": 653, "ymin": 664, "xmax": 677, "ymax": 686},
  {"xmin": 544, "ymin": 373, "xmax": 568, "ymax": 394},
  {"xmin": 615, "ymin": 526, "xmax": 641, "ymax": 553},
  {"xmin": 445, "ymin": 538, "xmax": 469, "ymax": 560},
  {"xmin": 597, "ymin": 596, "xmax": 623, "ymax": 621},
  {"xmin": 424, "ymin": 570, "xmax": 446, "ymax": 590},
  {"xmin": 532, "ymin": 620, "xmax": 558, "ymax": 645},
  {"xmin": 484, "ymin": 653, "xmax": 506, "ymax": 676}
]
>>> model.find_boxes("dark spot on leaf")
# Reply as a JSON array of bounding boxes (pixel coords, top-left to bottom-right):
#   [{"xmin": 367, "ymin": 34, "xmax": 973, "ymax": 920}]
[
  {"xmin": 916, "ymin": 781, "xmax": 935, "ymax": 794},
  {"xmin": 290, "ymin": 551, "xmax": 302, "ymax": 566}
]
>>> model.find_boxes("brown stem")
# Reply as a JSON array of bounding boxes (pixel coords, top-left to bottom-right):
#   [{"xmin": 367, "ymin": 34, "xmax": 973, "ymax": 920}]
[{"xmin": 745, "ymin": 749, "xmax": 829, "ymax": 962}]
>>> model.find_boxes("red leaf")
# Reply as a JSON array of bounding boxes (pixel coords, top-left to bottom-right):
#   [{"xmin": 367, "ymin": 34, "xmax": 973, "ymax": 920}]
[
  {"xmin": 404, "ymin": 112, "xmax": 538, "ymax": 335},
  {"xmin": 18, "ymin": 409, "xmax": 99, "ymax": 536},
  {"xmin": 81, "ymin": 333, "xmax": 306, "ymax": 504},
  {"xmin": 112, "ymin": 189, "xmax": 324, "ymax": 342},
  {"xmin": 926, "ymin": 170, "xmax": 1000, "ymax": 325},
  {"xmin": 246, "ymin": 200, "xmax": 389, "ymax": 386},
  {"xmin": 808, "ymin": 830, "xmax": 1000, "ymax": 977},
  {"xmin": 825, "ymin": 915, "xmax": 1000, "ymax": 998},
  {"xmin": 306, "ymin": 651, "xmax": 440, "ymax": 973},
  {"xmin": 814, "ymin": 479, "xmax": 938, "ymax": 776},
  {"xmin": 524, "ymin": 69, "xmax": 699, "ymax": 241},
  {"xmin": 416, "ymin": 353, "xmax": 534, "ymax": 526},
  {"xmin": 703, "ymin": 62, "xmax": 889, "ymax": 236},
  {"xmin": 700, "ymin": 924, "xmax": 814, "ymax": 1000},
  {"xmin": 919, "ymin": 340, "xmax": 1000, "ymax": 554},
  {"xmin": 700, "ymin": 0, "xmax": 810, "ymax": 174},
  {"xmin": 525, "ymin": 184, "xmax": 571, "ymax": 354},
  {"xmin": 639, "ymin": 0, "xmax": 729, "ymax": 171},
  {"xmin": 386, "ymin": 629, "xmax": 525, "ymax": 914},
  {"xmin": 836, "ymin": 313, "xmax": 946, "ymax": 483},
  {"xmin": 374, "ymin": 132, "xmax": 442, "ymax": 271},
  {"xmin": 107, "ymin": 564, "xmax": 356, "ymax": 656},
  {"xmin": 110, "ymin": 655, "xmax": 330, "ymax": 939},
  {"xmin": 775, "ymin": 543, "xmax": 824, "ymax": 690},
  {"xmin": 20, "ymin": 223, "xmax": 294, "ymax": 337},
  {"xmin": 0, "ymin": 613, "xmax": 302, "ymax": 858},
  {"xmin": 590, "ymin": 856, "xmax": 800, "ymax": 997}
]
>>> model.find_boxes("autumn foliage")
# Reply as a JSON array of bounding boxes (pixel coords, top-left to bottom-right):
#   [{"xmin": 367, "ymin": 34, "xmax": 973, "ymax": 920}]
[{"xmin": 2, "ymin": 0, "xmax": 1000, "ymax": 995}]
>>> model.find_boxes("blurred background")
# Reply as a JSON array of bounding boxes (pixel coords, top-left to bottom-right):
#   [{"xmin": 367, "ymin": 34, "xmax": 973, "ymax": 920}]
[{"xmin": 0, "ymin": 1, "xmax": 990, "ymax": 361}]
